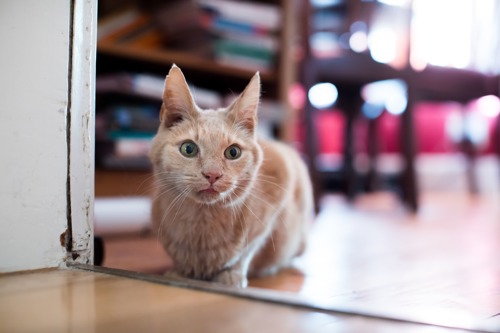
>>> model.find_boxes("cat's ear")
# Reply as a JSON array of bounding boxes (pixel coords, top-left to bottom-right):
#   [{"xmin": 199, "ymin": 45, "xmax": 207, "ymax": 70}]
[
  {"xmin": 160, "ymin": 64, "xmax": 197, "ymax": 128},
  {"xmin": 229, "ymin": 72, "xmax": 260, "ymax": 134}
]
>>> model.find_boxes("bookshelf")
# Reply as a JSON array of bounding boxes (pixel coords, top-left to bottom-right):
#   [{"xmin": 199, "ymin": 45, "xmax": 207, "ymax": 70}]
[
  {"xmin": 95, "ymin": 0, "xmax": 298, "ymax": 196},
  {"xmin": 98, "ymin": 41, "xmax": 278, "ymax": 81}
]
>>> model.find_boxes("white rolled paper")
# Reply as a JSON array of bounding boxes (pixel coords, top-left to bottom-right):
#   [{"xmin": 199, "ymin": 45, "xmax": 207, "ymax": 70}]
[{"xmin": 94, "ymin": 197, "xmax": 152, "ymax": 235}]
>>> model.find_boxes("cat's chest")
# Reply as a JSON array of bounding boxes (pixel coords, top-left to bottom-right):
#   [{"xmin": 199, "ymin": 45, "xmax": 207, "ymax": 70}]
[
  {"xmin": 165, "ymin": 207, "xmax": 244, "ymax": 251},
  {"xmin": 164, "ymin": 209, "xmax": 245, "ymax": 278}
]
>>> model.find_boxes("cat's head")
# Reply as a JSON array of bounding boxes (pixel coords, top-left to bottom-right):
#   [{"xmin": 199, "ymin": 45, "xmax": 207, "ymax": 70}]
[{"xmin": 150, "ymin": 65, "xmax": 263, "ymax": 206}]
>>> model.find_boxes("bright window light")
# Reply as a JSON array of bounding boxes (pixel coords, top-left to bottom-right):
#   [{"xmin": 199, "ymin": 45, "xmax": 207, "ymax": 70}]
[
  {"xmin": 308, "ymin": 83, "xmax": 338, "ymax": 109},
  {"xmin": 361, "ymin": 79, "xmax": 407, "ymax": 115},
  {"xmin": 310, "ymin": 32, "xmax": 340, "ymax": 58},
  {"xmin": 446, "ymin": 111, "xmax": 464, "ymax": 143},
  {"xmin": 311, "ymin": 0, "xmax": 343, "ymax": 8},
  {"xmin": 385, "ymin": 92, "xmax": 407, "ymax": 115},
  {"xmin": 349, "ymin": 31, "xmax": 368, "ymax": 53},
  {"xmin": 377, "ymin": 0, "xmax": 410, "ymax": 6},
  {"xmin": 368, "ymin": 27, "xmax": 397, "ymax": 64},
  {"xmin": 476, "ymin": 95, "xmax": 500, "ymax": 118},
  {"xmin": 411, "ymin": 0, "xmax": 473, "ymax": 70},
  {"xmin": 465, "ymin": 112, "xmax": 488, "ymax": 146}
]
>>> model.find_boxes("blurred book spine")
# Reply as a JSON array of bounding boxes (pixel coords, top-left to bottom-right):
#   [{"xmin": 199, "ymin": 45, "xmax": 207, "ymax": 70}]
[
  {"xmin": 96, "ymin": 73, "xmax": 222, "ymax": 109},
  {"xmin": 96, "ymin": 104, "xmax": 157, "ymax": 170},
  {"xmin": 197, "ymin": 0, "xmax": 281, "ymax": 71},
  {"xmin": 197, "ymin": 0, "xmax": 281, "ymax": 30},
  {"xmin": 214, "ymin": 39, "xmax": 274, "ymax": 70}
]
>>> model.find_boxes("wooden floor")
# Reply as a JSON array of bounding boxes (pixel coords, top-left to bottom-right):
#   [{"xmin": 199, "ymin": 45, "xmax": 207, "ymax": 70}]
[
  {"xmin": 98, "ymin": 191, "xmax": 500, "ymax": 332},
  {"xmin": 1, "ymin": 268, "xmax": 484, "ymax": 333}
]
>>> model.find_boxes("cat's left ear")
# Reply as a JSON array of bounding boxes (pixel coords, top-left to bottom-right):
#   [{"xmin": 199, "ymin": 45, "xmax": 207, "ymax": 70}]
[{"xmin": 229, "ymin": 72, "xmax": 260, "ymax": 134}]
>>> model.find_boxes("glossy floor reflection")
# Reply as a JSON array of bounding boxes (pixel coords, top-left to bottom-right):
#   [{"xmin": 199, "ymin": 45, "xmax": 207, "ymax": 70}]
[
  {"xmin": 0, "ymin": 269, "xmax": 483, "ymax": 332},
  {"xmin": 101, "ymin": 191, "xmax": 500, "ymax": 332},
  {"xmin": 258, "ymin": 192, "xmax": 500, "ymax": 331}
]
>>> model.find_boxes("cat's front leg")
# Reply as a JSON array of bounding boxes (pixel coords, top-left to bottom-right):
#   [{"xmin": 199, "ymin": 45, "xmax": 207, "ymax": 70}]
[
  {"xmin": 212, "ymin": 268, "xmax": 248, "ymax": 288},
  {"xmin": 212, "ymin": 250, "xmax": 256, "ymax": 288},
  {"xmin": 213, "ymin": 238, "xmax": 268, "ymax": 288},
  {"xmin": 163, "ymin": 269, "xmax": 187, "ymax": 281}
]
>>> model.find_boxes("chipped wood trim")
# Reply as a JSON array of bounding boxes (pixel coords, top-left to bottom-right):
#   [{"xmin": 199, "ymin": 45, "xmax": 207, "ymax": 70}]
[{"xmin": 64, "ymin": 0, "xmax": 97, "ymax": 265}]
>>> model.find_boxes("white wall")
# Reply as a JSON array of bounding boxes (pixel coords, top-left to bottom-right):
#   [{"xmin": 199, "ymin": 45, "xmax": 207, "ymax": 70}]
[{"xmin": 0, "ymin": 0, "xmax": 73, "ymax": 272}]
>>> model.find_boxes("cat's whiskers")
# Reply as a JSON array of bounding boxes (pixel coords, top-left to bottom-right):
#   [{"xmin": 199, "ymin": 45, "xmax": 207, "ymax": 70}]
[
  {"xmin": 223, "ymin": 173, "xmax": 287, "ymax": 241},
  {"xmin": 224, "ymin": 177, "xmax": 255, "ymax": 208},
  {"xmin": 238, "ymin": 173, "xmax": 287, "ymax": 190},
  {"xmin": 229, "ymin": 190, "xmax": 250, "ymax": 251},
  {"xmin": 245, "ymin": 190, "xmax": 290, "ymax": 233},
  {"xmin": 255, "ymin": 176, "xmax": 292, "ymax": 197},
  {"xmin": 171, "ymin": 187, "xmax": 192, "ymax": 229},
  {"xmin": 222, "ymin": 196, "xmax": 235, "ymax": 228},
  {"xmin": 157, "ymin": 185, "xmax": 189, "ymax": 229},
  {"xmin": 140, "ymin": 169, "xmax": 188, "ymax": 189},
  {"xmin": 237, "ymin": 175, "xmax": 291, "ymax": 232},
  {"xmin": 157, "ymin": 186, "xmax": 192, "ymax": 244},
  {"xmin": 219, "ymin": 187, "xmax": 233, "ymax": 201},
  {"xmin": 152, "ymin": 181, "xmax": 189, "ymax": 202},
  {"xmin": 152, "ymin": 172, "xmax": 198, "ymax": 192},
  {"xmin": 223, "ymin": 195, "xmax": 237, "ymax": 231},
  {"xmin": 149, "ymin": 172, "xmax": 185, "ymax": 188},
  {"xmin": 133, "ymin": 172, "xmax": 161, "ymax": 195},
  {"xmin": 239, "ymin": 197, "xmax": 276, "ymax": 253},
  {"xmin": 153, "ymin": 175, "xmax": 202, "ymax": 238}
]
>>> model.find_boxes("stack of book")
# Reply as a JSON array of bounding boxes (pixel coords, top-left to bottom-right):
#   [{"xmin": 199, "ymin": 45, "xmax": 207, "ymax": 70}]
[
  {"xmin": 95, "ymin": 103, "xmax": 158, "ymax": 170},
  {"xmin": 197, "ymin": 0, "xmax": 281, "ymax": 71}
]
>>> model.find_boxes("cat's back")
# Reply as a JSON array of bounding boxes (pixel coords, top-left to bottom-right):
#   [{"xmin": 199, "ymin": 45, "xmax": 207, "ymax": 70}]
[
  {"xmin": 257, "ymin": 138, "xmax": 312, "ymax": 208},
  {"xmin": 247, "ymin": 138, "xmax": 313, "ymax": 275}
]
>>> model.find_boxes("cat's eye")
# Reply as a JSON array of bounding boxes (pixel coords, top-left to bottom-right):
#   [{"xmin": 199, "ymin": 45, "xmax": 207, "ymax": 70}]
[
  {"xmin": 224, "ymin": 145, "xmax": 241, "ymax": 160},
  {"xmin": 180, "ymin": 141, "xmax": 199, "ymax": 158}
]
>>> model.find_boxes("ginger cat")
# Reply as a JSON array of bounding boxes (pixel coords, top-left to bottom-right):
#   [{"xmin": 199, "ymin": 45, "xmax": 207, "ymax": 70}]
[{"xmin": 150, "ymin": 65, "xmax": 313, "ymax": 288}]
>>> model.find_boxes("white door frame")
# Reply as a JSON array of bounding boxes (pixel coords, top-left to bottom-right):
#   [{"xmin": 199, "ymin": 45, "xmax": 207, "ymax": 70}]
[
  {"xmin": 66, "ymin": 0, "xmax": 98, "ymax": 265},
  {"xmin": 0, "ymin": 0, "xmax": 96, "ymax": 272}
]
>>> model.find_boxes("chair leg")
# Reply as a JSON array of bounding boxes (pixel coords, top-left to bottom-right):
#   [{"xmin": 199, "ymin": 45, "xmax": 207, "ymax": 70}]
[
  {"xmin": 401, "ymin": 94, "xmax": 418, "ymax": 212},
  {"xmin": 304, "ymin": 104, "xmax": 322, "ymax": 213},
  {"xmin": 366, "ymin": 118, "xmax": 379, "ymax": 192},
  {"xmin": 343, "ymin": 107, "xmax": 357, "ymax": 200},
  {"xmin": 461, "ymin": 139, "xmax": 479, "ymax": 195}
]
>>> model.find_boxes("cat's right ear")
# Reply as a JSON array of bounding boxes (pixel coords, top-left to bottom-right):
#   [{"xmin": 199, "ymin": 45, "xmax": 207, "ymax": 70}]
[{"xmin": 160, "ymin": 64, "xmax": 197, "ymax": 128}]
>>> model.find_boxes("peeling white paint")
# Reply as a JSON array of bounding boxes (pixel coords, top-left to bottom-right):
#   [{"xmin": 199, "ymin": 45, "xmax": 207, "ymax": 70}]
[{"xmin": 67, "ymin": 0, "xmax": 97, "ymax": 265}]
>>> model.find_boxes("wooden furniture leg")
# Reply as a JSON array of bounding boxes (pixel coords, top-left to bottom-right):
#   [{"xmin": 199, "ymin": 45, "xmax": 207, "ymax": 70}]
[{"xmin": 400, "ymin": 90, "xmax": 418, "ymax": 212}]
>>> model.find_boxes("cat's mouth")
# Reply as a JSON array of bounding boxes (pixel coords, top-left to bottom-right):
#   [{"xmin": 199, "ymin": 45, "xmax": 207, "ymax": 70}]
[
  {"xmin": 195, "ymin": 184, "xmax": 236, "ymax": 204},
  {"xmin": 198, "ymin": 188, "xmax": 219, "ymax": 195},
  {"xmin": 195, "ymin": 187, "xmax": 224, "ymax": 204}
]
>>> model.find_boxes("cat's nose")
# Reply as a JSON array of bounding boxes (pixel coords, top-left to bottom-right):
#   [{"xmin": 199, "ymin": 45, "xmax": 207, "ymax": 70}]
[{"xmin": 202, "ymin": 170, "xmax": 222, "ymax": 185}]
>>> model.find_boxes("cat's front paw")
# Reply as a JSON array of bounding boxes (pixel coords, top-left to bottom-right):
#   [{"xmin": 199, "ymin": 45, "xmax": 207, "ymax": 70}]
[
  {"xmin": 213, "ymin": 270, "xmax": 248, "ymax": 288},
  {"xmin": 163, "ymin": 269, "xmax": 188, "ymax": 282}
]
